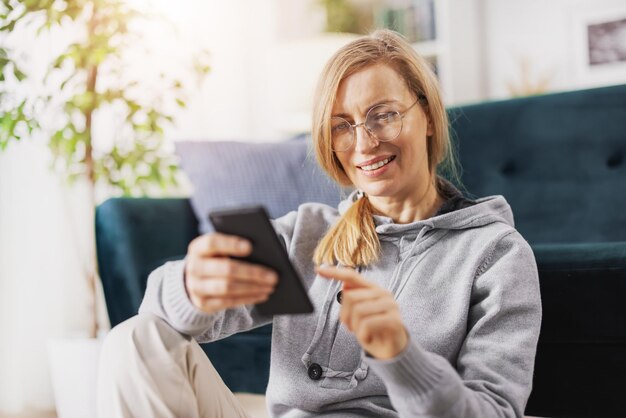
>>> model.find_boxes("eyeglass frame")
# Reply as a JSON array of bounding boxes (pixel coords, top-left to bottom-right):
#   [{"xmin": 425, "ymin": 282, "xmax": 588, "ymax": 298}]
[{"xmin": 330, "ymin": 94, "xmax": 427, "ymax": 152}]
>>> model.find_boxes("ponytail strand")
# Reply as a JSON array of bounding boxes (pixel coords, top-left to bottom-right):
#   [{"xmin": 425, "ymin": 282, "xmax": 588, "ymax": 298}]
[{"xmin": 313, "ymin": 194, "xmax": 380, "ymax": 267}]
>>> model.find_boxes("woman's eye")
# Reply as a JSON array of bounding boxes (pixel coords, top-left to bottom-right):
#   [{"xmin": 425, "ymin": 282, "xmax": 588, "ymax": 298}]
[
  {"xmin": 373, "ymin": 112, "xmax": 395, "ymax": 122},
  {"xmin": 332, "ymin": 122, "xmax": 349, "ymax": 132}
]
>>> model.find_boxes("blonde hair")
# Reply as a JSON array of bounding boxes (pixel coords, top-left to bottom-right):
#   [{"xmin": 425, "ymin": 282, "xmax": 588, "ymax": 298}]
[{"xmin": 312, "ymin": 29, "xmax": 459, "ymax": 268}]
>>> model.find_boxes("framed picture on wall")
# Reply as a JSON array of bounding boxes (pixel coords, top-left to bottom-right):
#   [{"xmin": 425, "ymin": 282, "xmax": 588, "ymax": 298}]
[{"xmin": 571, "ymin": 6, "xmax": 626, "ymax": 88}]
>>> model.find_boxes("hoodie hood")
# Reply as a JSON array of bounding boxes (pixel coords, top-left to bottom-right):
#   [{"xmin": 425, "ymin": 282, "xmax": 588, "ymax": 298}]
[{"xmin": 337, "ymin": 186, "xmax": 515, "ymax": 237}]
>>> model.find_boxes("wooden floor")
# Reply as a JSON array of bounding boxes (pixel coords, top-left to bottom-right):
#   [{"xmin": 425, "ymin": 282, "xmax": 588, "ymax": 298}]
[
  {"xmin": 0, "ymin": 410, "xmax": 56, "ymax": 418},
  {"xmin": 0, "ymin": 394, "xmax": 269, "ymax": 418},
  {"xmin": 1, "ymin": 404, "xmax": 545, "ymax": 418}
]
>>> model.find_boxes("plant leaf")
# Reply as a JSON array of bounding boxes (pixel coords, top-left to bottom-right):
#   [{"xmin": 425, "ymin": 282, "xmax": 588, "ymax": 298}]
[{"xmin": 13, "ymin": 65, "xmax": 26, "ymax": 81}]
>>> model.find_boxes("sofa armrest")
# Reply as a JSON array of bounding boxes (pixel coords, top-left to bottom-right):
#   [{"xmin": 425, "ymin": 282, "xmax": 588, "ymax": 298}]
[
  {"xmin": 526, "ymin": 241, "xmax": 626, "ymax": 417},
  {"xmin": 96, "ymin": 197, "xmax": 272, "ymax": 394},
  {"xmin": 96, "ymin": 197, "xmax": 199, "ymax": 327},
  {"xmin": 534, "ymin": 241, "xmax": 626, "ymax": 269}
]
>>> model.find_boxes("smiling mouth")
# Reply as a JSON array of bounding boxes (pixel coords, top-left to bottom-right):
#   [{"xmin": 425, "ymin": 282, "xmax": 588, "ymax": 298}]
[{"xmin": 358, "ymin": 155, "xmax": 396, "ymax": 171}]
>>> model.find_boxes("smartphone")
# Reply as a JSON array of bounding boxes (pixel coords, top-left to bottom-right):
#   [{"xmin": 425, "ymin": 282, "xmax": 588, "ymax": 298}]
[{"xmin": 208, "ymin": 205, "xmax": 314, "ymax": 316}]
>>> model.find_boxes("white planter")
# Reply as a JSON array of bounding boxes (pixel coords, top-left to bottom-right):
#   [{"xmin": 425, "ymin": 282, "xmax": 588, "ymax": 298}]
[{"xmin": 48, "ymin": 337, "xmax": 103, "ymax": 418}]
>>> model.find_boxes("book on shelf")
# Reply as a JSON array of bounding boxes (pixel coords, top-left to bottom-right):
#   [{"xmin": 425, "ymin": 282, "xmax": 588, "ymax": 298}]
[{"xmin": 374, "ymin": 0, "xmax": 437, "ymax": 43}]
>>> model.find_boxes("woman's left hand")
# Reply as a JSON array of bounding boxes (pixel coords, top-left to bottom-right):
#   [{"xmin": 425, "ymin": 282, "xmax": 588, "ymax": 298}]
[{"xmin": 316, "ymin": 265, "xmax": 409, "ymax": 360}]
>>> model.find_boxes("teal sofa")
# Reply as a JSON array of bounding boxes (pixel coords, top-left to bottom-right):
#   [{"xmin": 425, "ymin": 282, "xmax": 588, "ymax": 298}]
[{"xmin": 96, "ymin": 85, "xmax": 626, "ymax": 417}]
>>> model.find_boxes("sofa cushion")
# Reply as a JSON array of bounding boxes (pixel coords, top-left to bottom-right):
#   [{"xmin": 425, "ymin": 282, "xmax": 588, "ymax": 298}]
[{"xmin": 176, "ymin": 139, "xmax": 344, "ymax": 234}]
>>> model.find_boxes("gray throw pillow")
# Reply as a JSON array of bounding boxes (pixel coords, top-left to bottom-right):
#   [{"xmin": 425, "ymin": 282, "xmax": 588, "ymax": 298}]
[{"xmin": 176, "ymin": 139, "xmax": 345, "ymax": 234}]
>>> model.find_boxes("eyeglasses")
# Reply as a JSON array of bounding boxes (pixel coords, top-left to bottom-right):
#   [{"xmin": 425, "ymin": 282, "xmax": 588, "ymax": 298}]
[{"xmin": 330, "ymin": 97, "xmax": 423, "ymax": 152}]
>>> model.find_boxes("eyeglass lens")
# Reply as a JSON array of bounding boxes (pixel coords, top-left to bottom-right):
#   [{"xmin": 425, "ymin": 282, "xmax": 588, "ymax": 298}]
[{"xmin": 331, "ymin": 104, "xmax": 403, "ymax": 152}]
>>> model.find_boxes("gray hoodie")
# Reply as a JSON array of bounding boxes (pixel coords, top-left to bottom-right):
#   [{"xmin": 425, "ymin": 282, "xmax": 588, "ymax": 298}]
[{"xmin": 139, "ymin": 189, "xmax": 541, "ymax": 418}]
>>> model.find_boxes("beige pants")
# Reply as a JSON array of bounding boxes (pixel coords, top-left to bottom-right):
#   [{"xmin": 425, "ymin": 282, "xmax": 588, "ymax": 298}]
[{"xmin": 97, "ymin": 313, "xmax": 252, "ymax": 418}]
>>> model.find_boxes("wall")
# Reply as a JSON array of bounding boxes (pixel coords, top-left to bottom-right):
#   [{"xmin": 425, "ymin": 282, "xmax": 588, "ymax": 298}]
[
  {"xmin": 483, "ymin": 0, "xmax": 626, "ymax": 100},
  {"xmin": 0, "ymin": 14, "xmax": 97, "ymax": 413},
  {"xmin": 0, "ymin": 139, "xmax": 102, "ymax": 412},
  {"xmin": 150, "ymin": 0, "xmax": 280, "ymax": 142},
  {"xmin": 447, "ymin": 0, "xmax": 487, "ymax": 105},
  {"xmin": 168, "ymin": 0, "xmax": 338, "ymax": 141},
  {"xmin": 161, "ymin": 0, "xmax": 329, "ymax": 142}
]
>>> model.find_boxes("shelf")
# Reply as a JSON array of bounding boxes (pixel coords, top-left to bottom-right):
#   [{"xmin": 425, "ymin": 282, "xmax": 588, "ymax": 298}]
[{"xmin": 375, "ymin": 0, "xmax": 453, "ymax": 102}]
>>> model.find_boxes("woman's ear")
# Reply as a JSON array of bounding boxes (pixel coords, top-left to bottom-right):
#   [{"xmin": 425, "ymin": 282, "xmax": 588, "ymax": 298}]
[
  {"xmin": 426, "ymin": 112, "xmax": 434, "ymax": 137},
  {"xmin": 427, "ymin": 120, "xmax": 434, "ymax": 137}
]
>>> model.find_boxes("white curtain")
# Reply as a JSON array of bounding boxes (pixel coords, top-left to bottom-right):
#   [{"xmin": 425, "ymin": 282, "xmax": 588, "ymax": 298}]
[{"xmin": 0, "ymin": 138, "xmax": 107, "ymax": 413}]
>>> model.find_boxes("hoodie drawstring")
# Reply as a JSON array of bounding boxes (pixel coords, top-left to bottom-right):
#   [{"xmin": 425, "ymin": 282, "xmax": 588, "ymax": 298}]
[{"xmin": 388, "ymin": 222, "xmax": 434, "ymax": 298}]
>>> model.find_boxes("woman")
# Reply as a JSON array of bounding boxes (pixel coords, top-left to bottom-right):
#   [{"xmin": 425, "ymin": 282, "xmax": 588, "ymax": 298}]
[{"xmin": 98, "ymin": 30, "xmax": 541, "ymax": 417}]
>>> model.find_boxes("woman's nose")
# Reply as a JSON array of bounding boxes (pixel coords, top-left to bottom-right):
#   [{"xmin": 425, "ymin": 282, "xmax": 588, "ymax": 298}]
[{"xmin": 354, "ymin": 124, "xmax": 379, "ymax": 152}]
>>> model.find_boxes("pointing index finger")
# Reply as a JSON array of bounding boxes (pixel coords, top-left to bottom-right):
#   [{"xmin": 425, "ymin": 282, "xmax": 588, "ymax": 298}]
[{"xmin": 315, "ymin": 265, "xmax": 370, "ymax": 288}]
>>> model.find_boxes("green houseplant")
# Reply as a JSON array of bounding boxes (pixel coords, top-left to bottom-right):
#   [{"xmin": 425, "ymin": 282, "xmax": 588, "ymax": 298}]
[
  {"xmin": 319, "ymin": 0, "xmax": 372, "ymax": 34},
  {"xmin": 0, "ymin": 0, "xmax": 209, "ymax": 342},
  {"xmin": 2, "ymin": 1, "xmax": 209, "ymax": 415}
]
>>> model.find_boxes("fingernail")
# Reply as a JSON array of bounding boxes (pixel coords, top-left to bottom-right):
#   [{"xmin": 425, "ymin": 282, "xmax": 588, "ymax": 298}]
[
  {"xmin": 265, "ymin": 272, "xmax": 277, "ymax": 283},
  {"xmin": 238, "ymin": 241, "xmax": 250, "ymax": 251}
]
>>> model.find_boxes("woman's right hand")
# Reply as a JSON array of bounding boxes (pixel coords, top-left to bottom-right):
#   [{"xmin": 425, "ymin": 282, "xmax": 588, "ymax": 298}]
[{"xmin": 184, "ymin": 233, "xmax": 278, "ymax": 314}]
